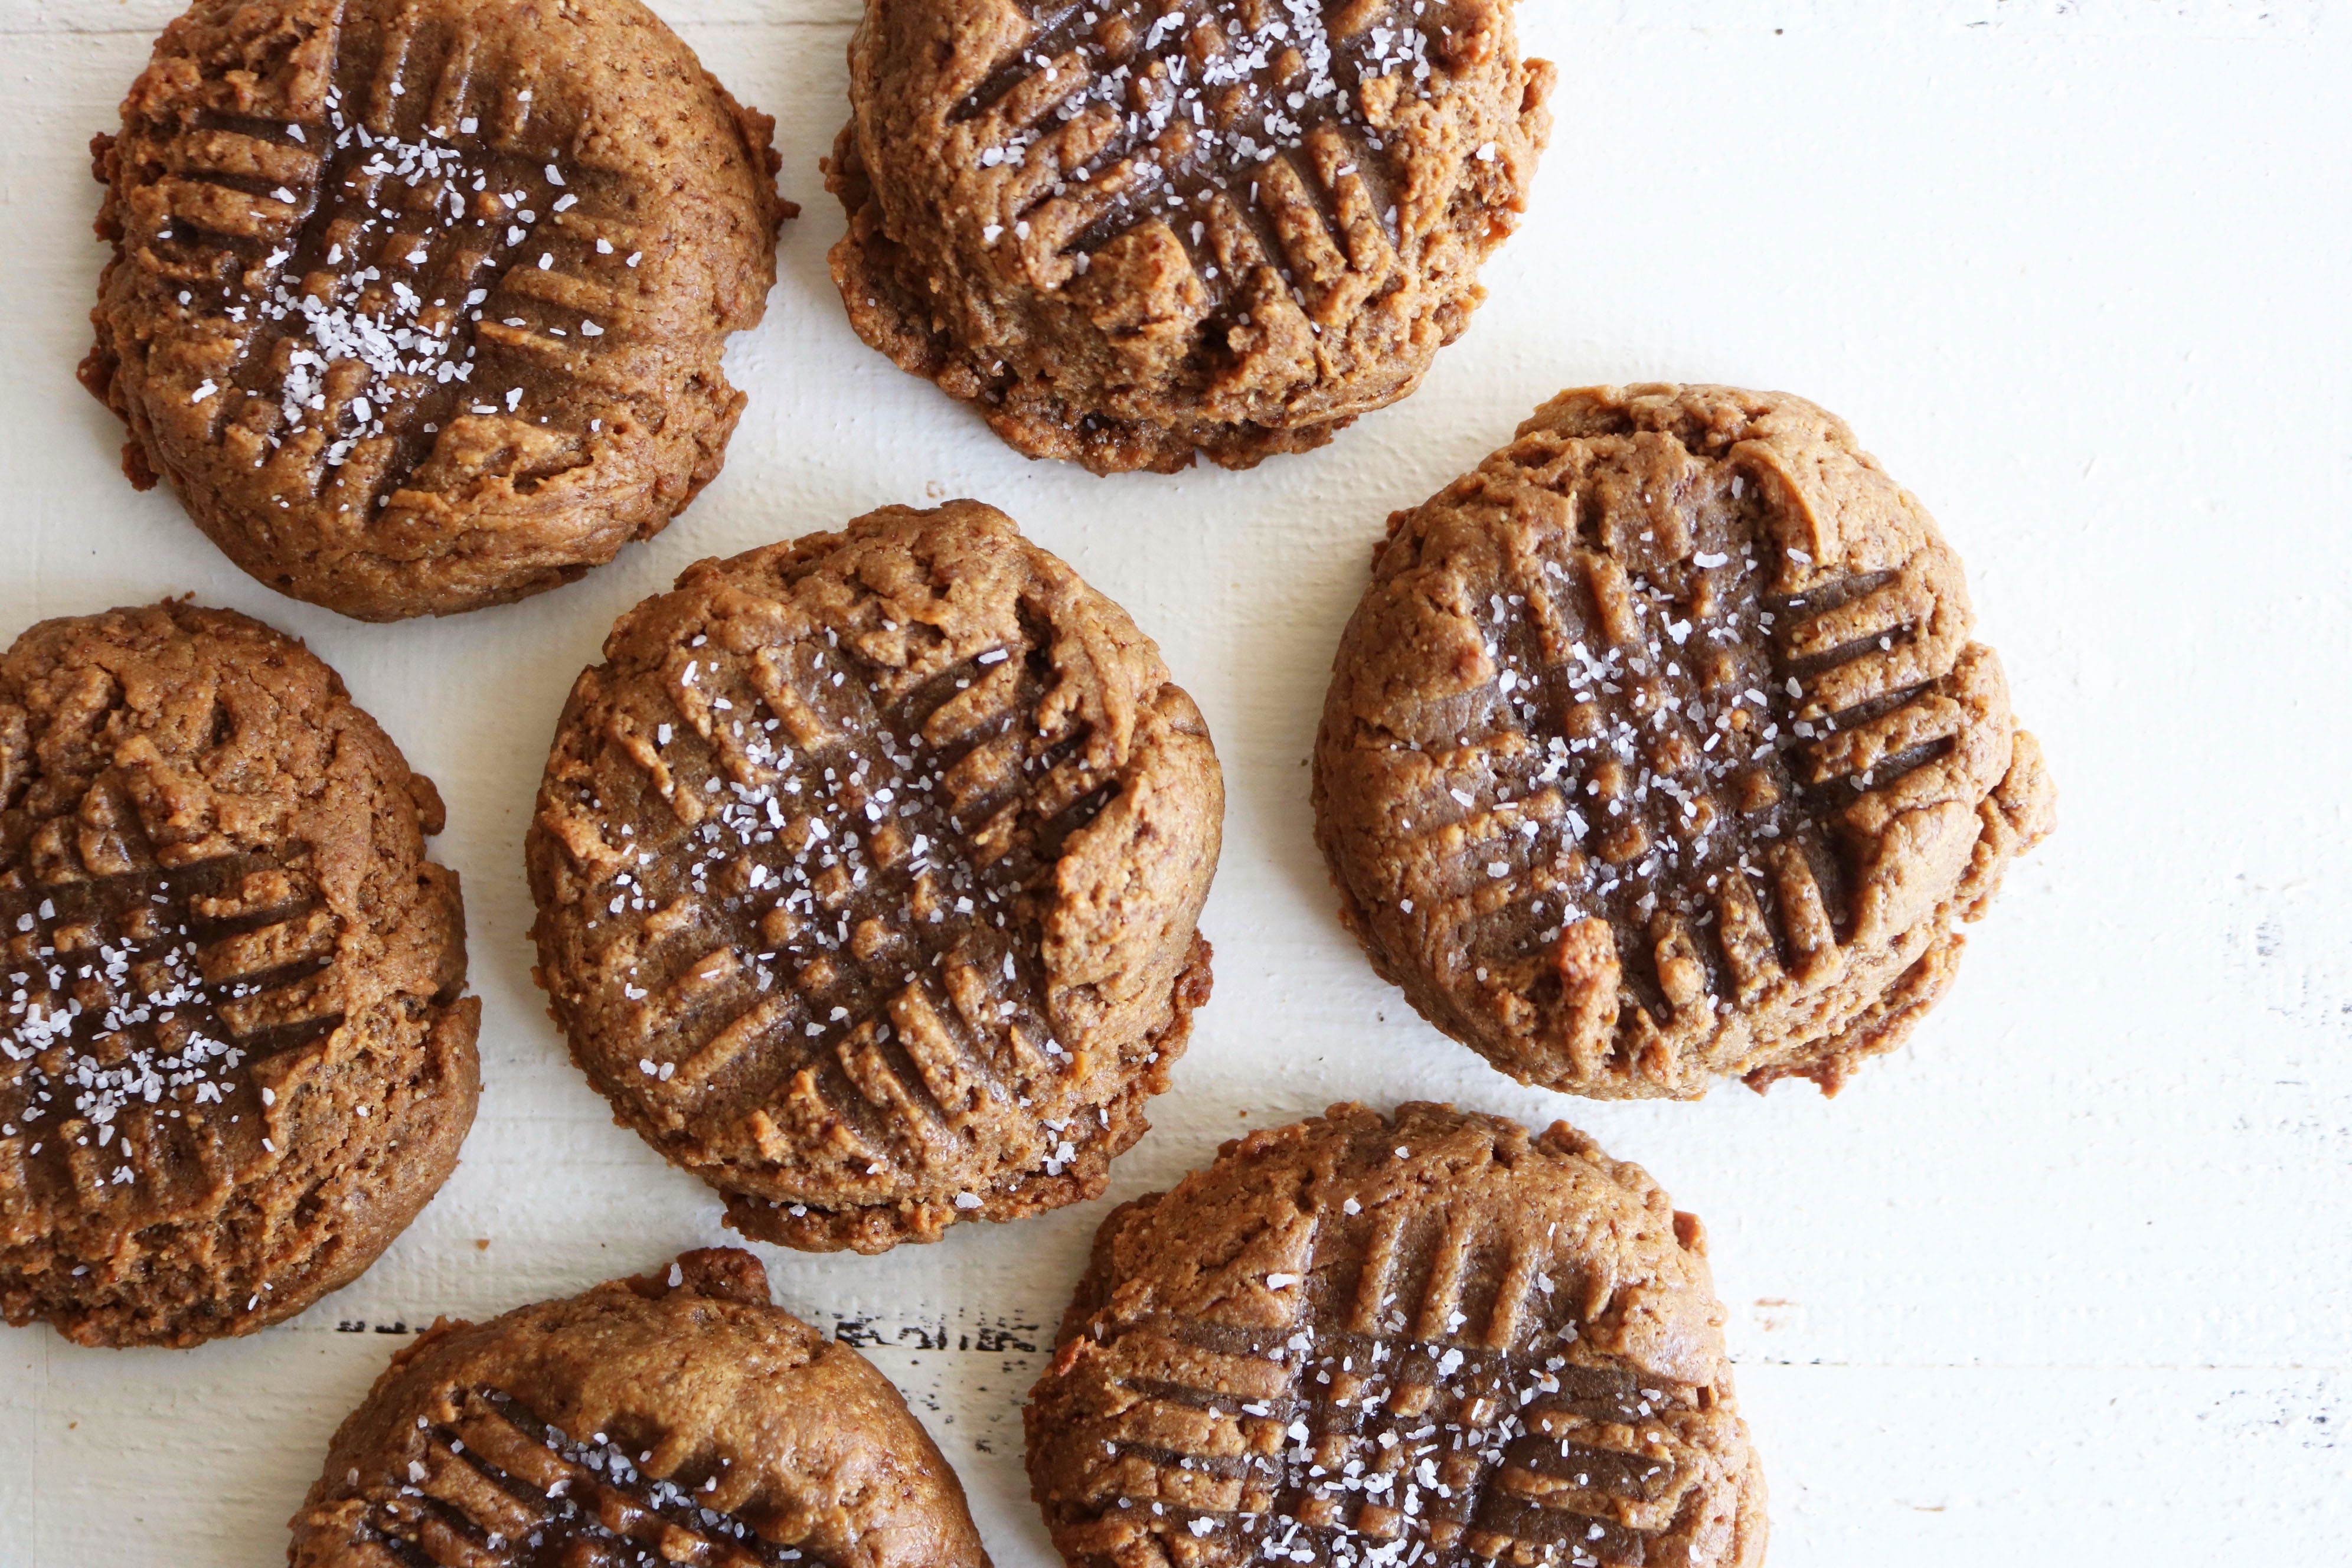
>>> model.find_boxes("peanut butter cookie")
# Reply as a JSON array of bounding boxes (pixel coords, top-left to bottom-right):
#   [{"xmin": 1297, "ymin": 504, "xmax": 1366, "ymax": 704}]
[
  {"xmin": 1027, "ymin": 1102, "xmax": 1766, "ymax": 1568},
  {"xmin": 828, "ymin": 0, "xmax": 1553, "ymax": 473},
  {"xmin": 0, "ymin": 602, "xmax": 476, "ymax": 1346},
  {"xmin": 1314, "ymin": 386, "xmax": 2055, "ymax": 1098},
  {"xmin": 290, "ymin": 1247, "xmax": 991, "ymax": 1568},
  {"xmin": 82, "ymin": 0, "xmax": 790, "ymax": 620},
  {"xmin": 527, "ymin": 502, "xmax": 1221, "ymax": 1252}
]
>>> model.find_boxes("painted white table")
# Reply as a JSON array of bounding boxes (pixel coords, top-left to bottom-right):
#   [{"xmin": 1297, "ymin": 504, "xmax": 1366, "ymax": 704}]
[{"xmin": 3, "ymin": 1, "xmax": 2347, "ymax": 1560}]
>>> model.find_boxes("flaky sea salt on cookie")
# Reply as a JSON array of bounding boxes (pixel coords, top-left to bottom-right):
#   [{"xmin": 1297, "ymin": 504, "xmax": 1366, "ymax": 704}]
[
  {"xmin": 0, "ymin": 602, "xmax": 477, "ymax": 1347},
  {"xmin": 827, "ymin": 0, "xmax": 1554, "ymax": 473},
  {"xmin": 289, "ymin": 1247, "xmax": 991, "ymax": 1568},
  {"xmin": 81, "ymin": 0, "xmax": 790, "ymax": 622},
  {"xmin": 1314, "ymin": 385, "xmax": 2054, "ymax": 1099},
  {"xmin": 1026, "ymin": 1102, "xmax": 1767, "ymax": 1568},
  {"xmin": 526, "ymin": 501, "xmax": 1222, "ymax": 1253}
]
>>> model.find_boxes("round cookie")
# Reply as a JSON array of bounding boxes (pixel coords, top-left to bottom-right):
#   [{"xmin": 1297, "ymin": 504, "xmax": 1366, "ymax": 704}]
[
  {"xmin": 0, "ymin": 602, "xmax": 477, "ymax": 1347},
  {"xmin": 1026, "ymin": 1102, "xmax": 1766, "ymax": 1568},
  {"xmin": 826, "ymin": 0, "xmax": 1554, "ymax": 474},
  {"xmin": 81, "ymin": 0, "xmax": 792, "ymax": 622},
  {"xmin": 527, "ymin": 501, "xmax": 1221, "ymax": 1252},
  {"xmin": 1314, "ymin": 385, "xmax": 2056, "ymax": 1099},
  {"xmin": 289, "ymin": 1246, "xmax": 992, "ymax": 1568}
]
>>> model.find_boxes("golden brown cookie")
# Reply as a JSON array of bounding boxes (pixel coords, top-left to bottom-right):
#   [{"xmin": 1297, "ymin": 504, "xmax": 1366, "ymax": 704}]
[
  {"xmin": 288, "ymin": 1247, "xmax": 992, "ymax": 1568},
  {"xmin": 81, "ymin": 0, "xmax": 791, "ymax": 622},
  {"xmin": 1025, "ymin": 1102, "xmax": 1767, "ymax": 1568},
  {"xmin": 827, "ymin": 0, "xmax": 1554, "ymax": 474},
  {"xmin": 526, "ymin": 502, "xmax": 1222, "ymax": 1253},
  {"xmin": 1314, "ymin": 386, "xmax": 2056, "ymax": 1099},
  {"xmin": 0, "ymin": 602, "xmax": 477, "ymax": 1347}
]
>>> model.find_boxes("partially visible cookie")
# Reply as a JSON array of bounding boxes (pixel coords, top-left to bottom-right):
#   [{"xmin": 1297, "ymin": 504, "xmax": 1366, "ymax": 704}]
[
  {"xmin": 1314, "ymin": 385, "xmax": 2056, "ymax": 1099},
  {"xmin": 0, "ymin": 602, "xmax": 477, "ymax": 1347},
  {"xmin": 527, "ymin": 501, "xmax": 1222, "ymax": 1253},
  {"xmin": 1027, "ymin": 1102, "xmax": 1767, "ymax": 1568},
  {"xmin": 82, "ymin": 0, "xmax": 792, "ymax": 622},
  {"xmin": 827, "ymin": 0, "xmax": 1554, "ymax": 474},
  {"xmin": 289, "ymin": 1247, "xmax": 992, "ymax": 1568}
]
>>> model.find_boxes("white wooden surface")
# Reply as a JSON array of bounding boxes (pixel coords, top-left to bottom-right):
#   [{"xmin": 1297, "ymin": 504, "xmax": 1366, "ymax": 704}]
[{"xmin": 4, "ymin": 1, "xmax": 2349, "ymax": 1561}]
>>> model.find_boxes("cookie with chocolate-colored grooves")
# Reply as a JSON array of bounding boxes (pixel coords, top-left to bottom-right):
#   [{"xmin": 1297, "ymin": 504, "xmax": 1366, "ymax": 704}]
[
  {"xmin": 1315, "ymin": 385, "xmax": 2056, "ymax": 1098},
  {"xmin": 527, "ymin": 501, "xmax": 1221, "ymax": 1253},
  {"xmin": 826, "ymin": 0, "xmax": 1554, "ymax": 474},
  {"xmin": 81, "ymin": 0, "xmax": 792, "ymax": 622},
  {"xmin": 1026, "ymin": 1102, "xmax": 1766, "ymax": 1568},
  {"xmin": 288, "ymin": 1246, "xmax": 993, "ymax": 1568},
  {"xmin": 0, "ymin": 602, "xmax": 477, "ymax": 1348}
]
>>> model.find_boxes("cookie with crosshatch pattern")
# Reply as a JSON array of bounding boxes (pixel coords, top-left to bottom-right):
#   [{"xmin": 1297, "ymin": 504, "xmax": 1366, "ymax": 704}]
[
  {"xmin": 525, "ymin": 501, "xmax": 1221, "ymax": 1253},
  {"xmin": 825, "ymin": 0, "xmax": 1554, "ymax": 474},
  {"xmin": 0, "ymin": 601, "xmax": 476, "ymax": 1347},
  {"xmin": 1025, "ymin": 1102, "xmax": 1766, "ymax": 1568},
  {"xmin": 288, "ymin": 1247, "xmax": 992, "ymax": 1568},
  {"xmin": 80, "ymin": 0, "xmax": 790, "ymax": 622},
  {"xmin": 1313, "ymin": 385, "xmax": 2056, "ymax": 1099}
]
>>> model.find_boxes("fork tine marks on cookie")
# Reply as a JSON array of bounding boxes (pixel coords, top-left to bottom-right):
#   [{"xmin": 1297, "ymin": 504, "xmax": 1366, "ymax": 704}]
[
  {"xmin": 360, "ymin": 1387, "xmax": 829, "ymax": 1568},
  {"xmin": 359, "ymin": 7, "xmax": 422, "ymax": 134},
  {"xmin": 1800, "ymin": 688, "xmax": 1965, "ymax": 788},
  {"xmin": 1710, "ymin": 873, "xmax": 1786, "ymax": 1003},
  {"xmin": 529, "ymin": 508, "xmax": 1217, "ymax": 1249},
  {"xmin": 1316, "ymin": 386, "xmax": 2050, "ymax": 1097},
  {"xmin": 92, "ymin": 0, "xmax": 785, "ymax": 617},
  {"xmin": 673, "ymin": 992, "xmax": 794, "ymax": 1092},
  {"xmin": 885, "ymin": 977, "xmax": 991, "ymax": 1125},
  {"xmin": 1029, "ymin": 1108, "xmax": 1759, "ymax": 1564}
]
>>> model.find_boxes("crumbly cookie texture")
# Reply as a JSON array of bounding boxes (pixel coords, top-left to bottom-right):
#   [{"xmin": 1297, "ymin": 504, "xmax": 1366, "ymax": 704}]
[
  {"xmin": 828, "ymin": 0, "xmax": 1554, "ymax": 474},
  {"xmin": 527, "ymin": 501, "xmax": 1222, "ymax": 1253},
  {"xmin": 0, "ymin": 602, "xmax": 476, "ymax": 1347},
  {"xmin": 1315, "ymin": 385, "xmax": 2055, "ymax": 1099},
  {"xmin": 1027, "ymin": 1102, "xmax": 1768, "ymax": 1568},
  {"xmin": 289, "ymin": 1247, "xmax": 993, "ymax": 1568},
  {"xmin": 82, "ymin": 0, "xmax": 791, "ymax": 622}
]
